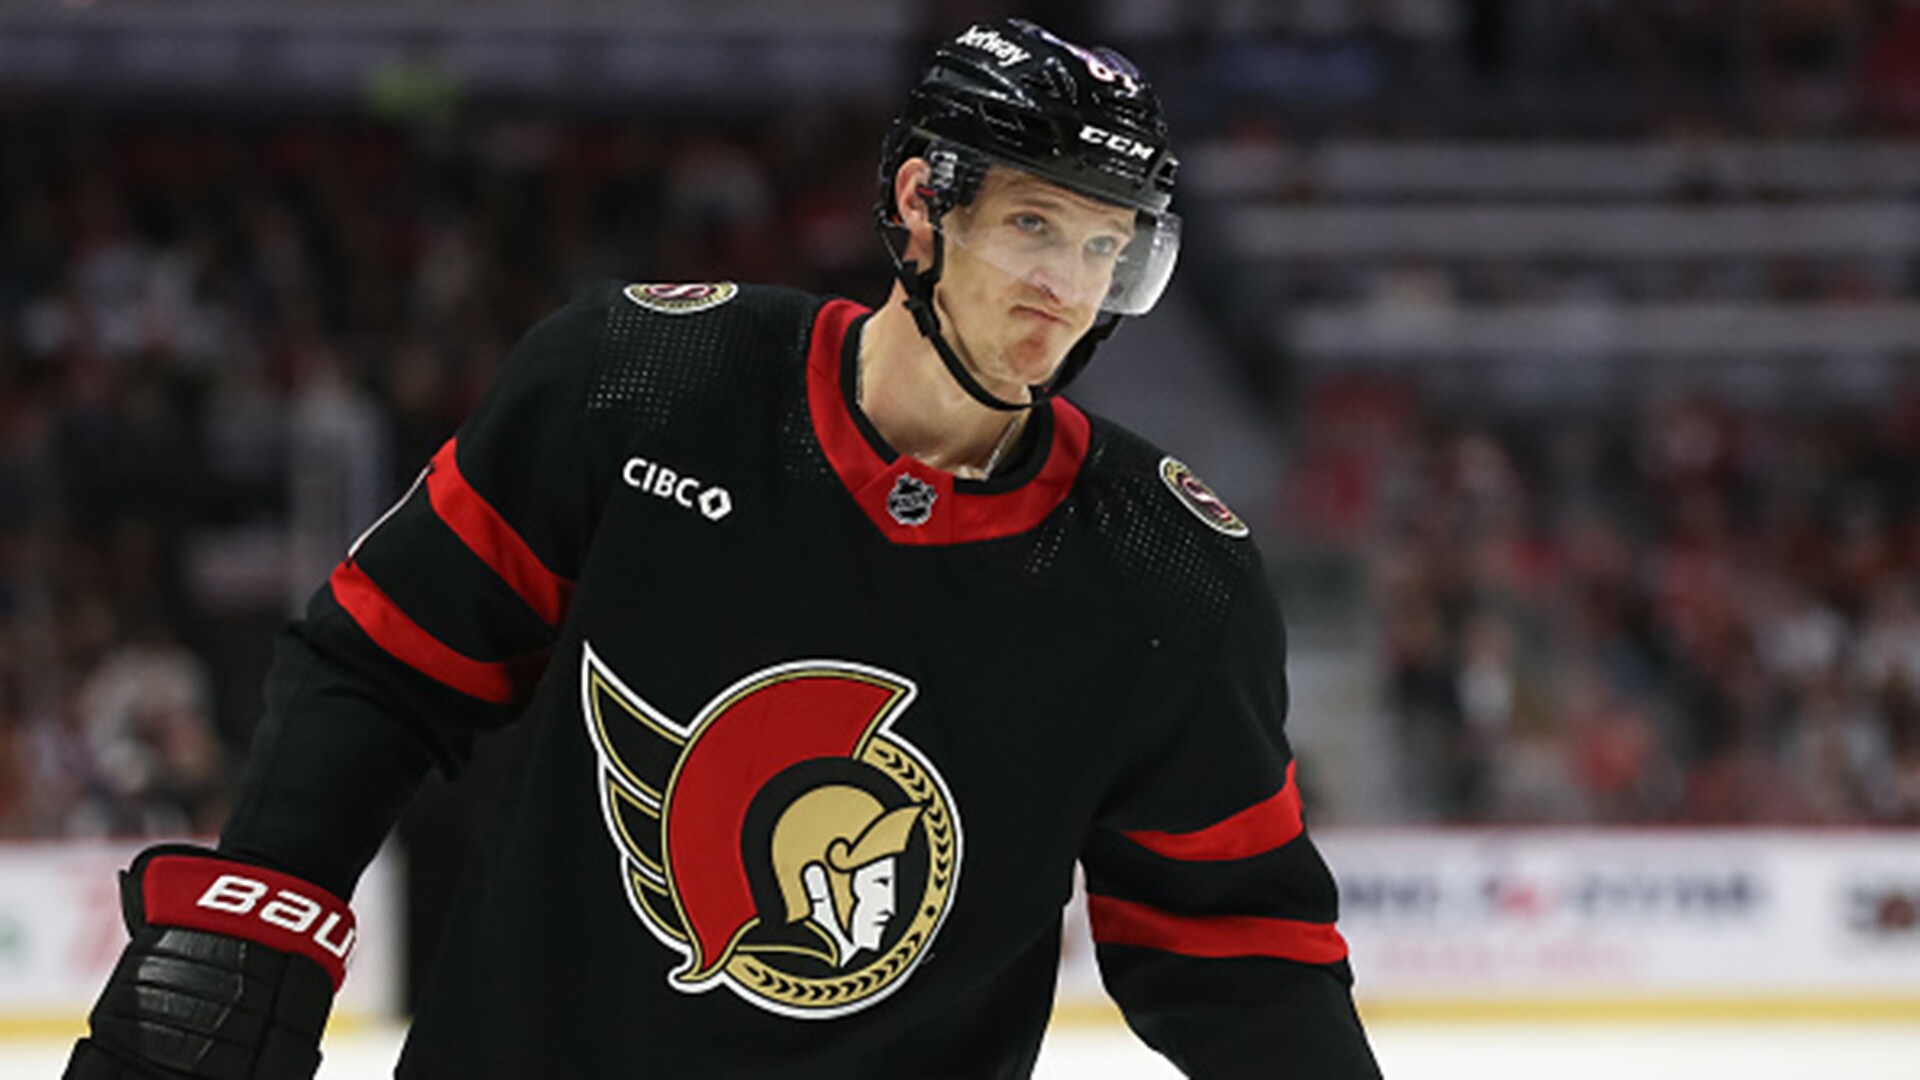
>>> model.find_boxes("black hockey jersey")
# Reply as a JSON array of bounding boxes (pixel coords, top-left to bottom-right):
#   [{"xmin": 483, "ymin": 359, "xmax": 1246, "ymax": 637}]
[{"xmin": 220, "ymin": 282, "xmax": 1380, "ymax": 1078}]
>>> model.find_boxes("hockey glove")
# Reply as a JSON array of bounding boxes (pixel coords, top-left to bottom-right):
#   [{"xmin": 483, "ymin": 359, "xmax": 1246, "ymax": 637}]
[{"xmin": 65, "ymin": 845, "xmax": 356, "ymax": 1080}]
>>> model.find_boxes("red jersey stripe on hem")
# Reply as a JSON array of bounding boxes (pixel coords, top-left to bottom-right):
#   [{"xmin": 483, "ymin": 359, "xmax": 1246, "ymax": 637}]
[
  {"xmin": 1122, "ymin": 760, "xmax": 1305, "ymax": 862},
  {"xmin": 1087, "ymin": 893, "xmax": 1349, "ymax": 965},
  {"xmin": 426, "ymin": 439, "xmax": 575, "ymax": 627},
  {"xmin": 329, "ymin": 561, "xmax": 545, "ymax": 705}
]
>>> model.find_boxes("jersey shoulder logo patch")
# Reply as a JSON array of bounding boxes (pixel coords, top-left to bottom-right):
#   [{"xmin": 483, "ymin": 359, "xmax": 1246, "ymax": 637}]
[
  {"xmin": 1159, "ymin": 456, "xmax": 1249, "ymax": 539},
  {"xmin": 623, "ymin": 282, "xmax": 740, "ymax": 315},
  {"xmin": 580, "ymin": 646, "xmax": 961, "ymax": 1020}
]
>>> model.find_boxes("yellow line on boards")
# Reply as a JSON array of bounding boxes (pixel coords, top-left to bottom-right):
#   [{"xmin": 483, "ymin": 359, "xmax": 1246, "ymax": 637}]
[
  {"xmin": 12, "ymin": 998, "xmax": 1919, "ymax": 1042},
  {"xmin": 1355, "ymin": 997, "xmax": 1920, "ymax": 1025},
  {"xmin": 0, "ymin": 1016, "xmax": 85, "ymax": 1041},
  {"xmin": 1048, "ymin": 997, "xmax": 1920, "ymax": 1029}
]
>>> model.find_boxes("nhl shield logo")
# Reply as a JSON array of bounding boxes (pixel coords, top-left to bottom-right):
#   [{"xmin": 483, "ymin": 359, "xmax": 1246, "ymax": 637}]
[
  {"xmin": 580, "ymin": 645, "xmax": 961, "ymax": 1019},
  {"xmin": 885, "ymin": 474, "xmax": 938, "ymax": 527}
]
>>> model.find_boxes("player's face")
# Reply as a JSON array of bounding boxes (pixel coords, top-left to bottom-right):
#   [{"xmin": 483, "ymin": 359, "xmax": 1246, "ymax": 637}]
[
  {"xmin": 935, "ymin": 168, "xmax": 1136, "ymax": 397},
  {"xmin": 847, "ymin": 856, "xmax": 898, "ymax": 952}
]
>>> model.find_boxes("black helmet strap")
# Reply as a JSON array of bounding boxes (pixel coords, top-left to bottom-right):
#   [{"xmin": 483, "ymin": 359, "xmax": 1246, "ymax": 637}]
[{"xmin": 877, "ymin": 200, "xmax": 1118, "ymax": 414}]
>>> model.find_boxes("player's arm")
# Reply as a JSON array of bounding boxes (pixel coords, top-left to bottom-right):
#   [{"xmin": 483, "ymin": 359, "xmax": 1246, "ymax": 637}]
[
  {"xmin": 1084, "ymin": 567, "xmax": 1381, "ymax": 1079},
  {"xmin": 218, "ymin": 284, "xmax": 617, "ymax": 895},
  {"xmin": 66, "ymin": 286, "xmax": 623, "ymax": 1080}
]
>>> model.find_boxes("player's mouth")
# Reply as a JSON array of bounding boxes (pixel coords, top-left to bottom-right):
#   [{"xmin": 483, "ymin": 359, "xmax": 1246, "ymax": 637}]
[{"xmin": 1013, "ymin": 304, "xmax": 1069, "ymax": 326}]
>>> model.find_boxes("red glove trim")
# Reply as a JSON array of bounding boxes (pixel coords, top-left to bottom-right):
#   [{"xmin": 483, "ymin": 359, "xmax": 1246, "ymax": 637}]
[{"xmin": 141, "ymin": 854, "xmax": 357, "ymax": 991}]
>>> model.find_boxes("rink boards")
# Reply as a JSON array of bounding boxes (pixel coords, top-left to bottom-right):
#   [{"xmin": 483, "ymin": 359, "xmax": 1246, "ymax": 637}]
[
  {"xmin": 4, "ymin": 829, "xmax": 1918, "ymax": 1033},
  {"xmin": 1064, "ymin": 828, "xmax": 1920, "ymax": 1022}
]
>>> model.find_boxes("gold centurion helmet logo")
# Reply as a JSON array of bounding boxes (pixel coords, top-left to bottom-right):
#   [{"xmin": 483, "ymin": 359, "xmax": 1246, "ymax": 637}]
[
  {"xmin": 771, "ymin": 787, "xmax": 923, "ymax": 954},
  {"xmin": 580, "ymin": 646, "xmax": 961, "ymax": 1019}
]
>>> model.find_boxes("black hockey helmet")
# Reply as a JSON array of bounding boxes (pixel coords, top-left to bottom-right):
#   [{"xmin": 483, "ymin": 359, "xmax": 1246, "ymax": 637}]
[
  {"xmin": 880, "ymin": 19, "xmax": 1178, "ymax": 226},
  {"xmin": 876, "ymin": 20, "xmax": 1182, "ymax": 413}
]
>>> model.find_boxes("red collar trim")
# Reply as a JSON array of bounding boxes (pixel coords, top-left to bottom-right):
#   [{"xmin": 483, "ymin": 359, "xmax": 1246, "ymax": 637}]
[{"xmin": 807, "ymin": 298, "xmax": 1090, "ymax": 546}]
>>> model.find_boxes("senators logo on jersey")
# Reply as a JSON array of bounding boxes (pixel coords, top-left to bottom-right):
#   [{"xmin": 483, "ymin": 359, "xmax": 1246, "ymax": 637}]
[
  {"xmin": 622, "ymin": 281, "xmax": 741, "ymax": 315},
  {"xmin": 1159, "ymin": 456, "xmax": 1249, "ymax": 539},
  {"xmin": 580, "ymin": 646, "xmax": 961, "ymax": 1019}
]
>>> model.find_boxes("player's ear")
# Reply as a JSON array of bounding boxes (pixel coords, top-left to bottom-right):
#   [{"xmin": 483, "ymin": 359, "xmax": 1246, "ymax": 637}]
[{"xmin": 893, "ymin": 157, "xmax": 936, "ymax": 248}]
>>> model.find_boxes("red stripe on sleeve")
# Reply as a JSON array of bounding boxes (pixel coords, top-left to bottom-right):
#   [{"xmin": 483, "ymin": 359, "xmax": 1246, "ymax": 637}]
[
  {"xmin": 1087, "ymin": 893, "xmax": 1349, "ymax": 965},
  {"xmin": 329, "ymin": 561, "xmax": 545, "ymax": 705},
  {"xmin": 1122, "ymin": 760, "xmax": 1305, "ymax": 862},
  {"xmin": 426, "ymin": 439, "xmax": 574, "ymax": 627}
]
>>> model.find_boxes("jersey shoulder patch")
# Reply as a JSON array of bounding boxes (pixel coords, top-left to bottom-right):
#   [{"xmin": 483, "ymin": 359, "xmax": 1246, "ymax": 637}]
[
  {"xmin": 622, "ymin": 281, "xmax": 740, "ymax": 315},
  {"xmin": 1158, "ymin": 456, "xmax": 1249, "ymax": 539}
]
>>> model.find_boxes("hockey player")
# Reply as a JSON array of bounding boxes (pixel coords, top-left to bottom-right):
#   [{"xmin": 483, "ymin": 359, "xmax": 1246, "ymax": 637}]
[{"xmin": 66, "ymin": 18, "xmax": 1381, "ymax": 1079}]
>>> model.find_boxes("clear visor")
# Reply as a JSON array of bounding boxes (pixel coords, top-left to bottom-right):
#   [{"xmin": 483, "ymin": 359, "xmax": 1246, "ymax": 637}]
[{"xmin": 937, "ymin": 200, "xmax": 1181, "ymax": 318}]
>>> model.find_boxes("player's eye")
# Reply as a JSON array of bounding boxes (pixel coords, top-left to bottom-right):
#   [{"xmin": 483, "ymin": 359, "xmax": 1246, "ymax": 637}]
[
  {"xmin": 1086, "ymin": 234, "xmax": 1124, "ymax": 258},
  {"xmin": 1011, "ymin": 212, "xmax": 1049, "ymax": 235}
]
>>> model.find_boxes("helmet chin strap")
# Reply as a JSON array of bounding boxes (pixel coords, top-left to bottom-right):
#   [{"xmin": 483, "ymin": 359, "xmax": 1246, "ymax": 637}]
[{"xmin": 879, "ymin": 207, "xmax": 1118, "ymax": 414}]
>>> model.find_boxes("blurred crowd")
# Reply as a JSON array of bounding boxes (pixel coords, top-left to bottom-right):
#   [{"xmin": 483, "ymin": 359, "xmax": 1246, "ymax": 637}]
[
  {"xmin": 1285, "ymin": 376, "xmax": 1920, "ymax": 826},
  {"xmin": 1168, "ymin": 0, "xmax": 1920, "ymax": 135},
  {"xmin": 0, "ymin": 110, "xmax": 889, "ymax": 838},
  {"xmin": 1177, "ymin": 0, "xmax": 1920, "ymax": 828},
  {"xmin": 5, "ymin": 0, "xmax": 1920, "ymax": 836}
]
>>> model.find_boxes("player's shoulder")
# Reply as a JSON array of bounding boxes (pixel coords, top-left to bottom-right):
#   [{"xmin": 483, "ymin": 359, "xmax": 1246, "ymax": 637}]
[
  {"xmin": 1078, "ymin": 412, "xmax": 1256, "ymax": 547},
  {"xmin": 605, "ymin": 280, "xmax": 823, "ymax": 330},
  {"xmin": 608, "ymin": 281, "xmax": 821, "ymax": 360},
  {"xmin": 542, "ymin": 280, "xmax": 826, "ymax": 425},
  {"xmin": 1067, "ymin": 410, "xmax": 1268, "ymax": 612},
  {"xmin": 553, "ymin": 280, "xmax": 825, "ymax": 351},
  {"xmin": 507, "ymin": 280, "xmax": 822, "ymax": 365}
]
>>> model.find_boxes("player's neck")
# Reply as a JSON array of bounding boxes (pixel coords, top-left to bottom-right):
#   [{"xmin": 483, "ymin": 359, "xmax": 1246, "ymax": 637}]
[{"xmin": 858, "ymin": 293, "xmax": 1030, "ymax": 481}]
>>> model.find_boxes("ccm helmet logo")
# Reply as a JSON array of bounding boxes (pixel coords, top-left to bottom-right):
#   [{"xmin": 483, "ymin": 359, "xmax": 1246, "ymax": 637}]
[
  {"xmin": 624, "ymin": 457, "xmax": 733, "ymax": 522},
  {"xmin": 1080, "ymin": 124, "xmax": 1155, "ymax": 162},
  {"xmin": 197, "ymin": 875, "xmax": 357, "ymax": 960}
]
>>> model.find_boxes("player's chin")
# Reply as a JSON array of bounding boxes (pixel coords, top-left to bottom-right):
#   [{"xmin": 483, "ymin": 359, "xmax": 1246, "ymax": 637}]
[{"xmin": 998, "ymin": 340, "xmax": 1070, "ymax": 389}]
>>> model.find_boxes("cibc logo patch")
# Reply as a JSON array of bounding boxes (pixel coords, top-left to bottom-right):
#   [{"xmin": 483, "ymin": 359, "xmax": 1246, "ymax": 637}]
[
  {"xmin": 623, "ymin": 282, "xmax": 739, "ymax": 315},
  {"xmin": 1159, "ymin": 456, "xmax": 1249, "ymax": 539},
  {"xmin": 624, "ymin": 456, "xmax": 732, "ymax": 522},
  {"xmin": 580, "ymin": 647, "xmax": 961, "ymax": 1020}
]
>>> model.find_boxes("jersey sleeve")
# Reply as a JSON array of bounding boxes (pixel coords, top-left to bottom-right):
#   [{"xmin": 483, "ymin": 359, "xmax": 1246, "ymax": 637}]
[
  {"xmin": 1083, "ymin": 563, "xmax": 1381, "ymax": 1079},
  {"xmin": 220, "ymin": 287, "xmax": 621, "ymax": 898}
]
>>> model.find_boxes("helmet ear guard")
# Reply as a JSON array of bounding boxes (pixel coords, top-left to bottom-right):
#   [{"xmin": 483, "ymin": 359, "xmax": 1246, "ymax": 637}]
[{"xmin": 883, "ymin": 141, "xmax": 988, "ymax": 229}]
